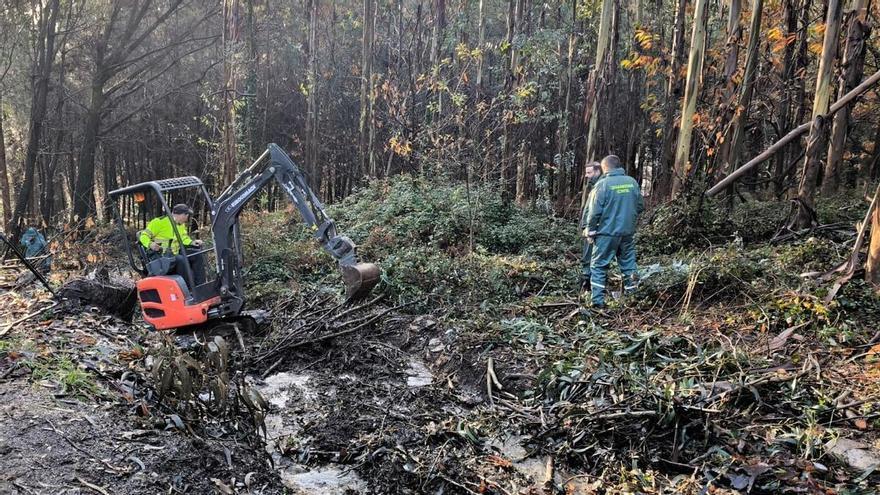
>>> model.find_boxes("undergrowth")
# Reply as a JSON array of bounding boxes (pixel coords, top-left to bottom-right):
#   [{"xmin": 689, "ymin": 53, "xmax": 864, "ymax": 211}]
[{"xmin": 241, "ymin": 176, "xmax": 876, "ymax": 335}]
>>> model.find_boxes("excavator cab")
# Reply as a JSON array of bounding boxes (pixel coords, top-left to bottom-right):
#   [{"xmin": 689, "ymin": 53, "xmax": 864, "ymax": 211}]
[
  {"xmin": 109, "ymin": 177, "xmax": 222, "ymax": 330},
  {"xmin": 109, "ymin": 144, "xmax": 380, "ymax": 331}
]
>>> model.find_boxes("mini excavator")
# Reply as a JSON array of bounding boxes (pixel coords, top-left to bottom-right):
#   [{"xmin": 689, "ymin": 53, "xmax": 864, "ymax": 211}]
[{"xmin": 108, "ymin": 144, "xmax": 379, "ymax": 330}]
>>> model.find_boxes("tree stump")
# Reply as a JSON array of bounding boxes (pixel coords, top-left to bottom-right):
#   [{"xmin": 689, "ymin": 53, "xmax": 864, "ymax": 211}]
[{"xmin": 56, "ymin": 271, "xmax": 137, "ymax": 322}]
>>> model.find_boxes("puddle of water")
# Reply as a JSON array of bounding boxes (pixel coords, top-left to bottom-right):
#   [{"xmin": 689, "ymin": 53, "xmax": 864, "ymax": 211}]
[
  {"xmin": 490, "ymin": 435, "xmax": 562, "ymax": 485},
  {"xmin": 258, "ymin": 372, "xmax": 315, "ymax": 408},
  {"xmin": 279, "ymin": 466, "xmax": 367, "ymax": 494},
  {"xmin": 253, "ymin": 372, "xmax": 368, "ymax": 494},
  {"xmin": 405, "ymin": 359, "xmax": 433, "ymax": 388}
]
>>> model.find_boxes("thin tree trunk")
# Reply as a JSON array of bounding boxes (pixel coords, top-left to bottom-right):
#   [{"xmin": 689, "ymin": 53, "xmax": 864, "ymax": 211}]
[
  {"xmin": 359, "ymin": 0, "xmax": 374, "ymax": 177},
  {"xmin": 470, "ymin": 0, "xmax": 486, "ymax": 187},
  {"xmin": 243, "ymin": 0, "xmax": 258, "ymax": 161},
  {"xmin": 514, "ymin": 0, "xmax": 528, "ymax": 204},
  {"xmin": 501, "ymin": 0, "xmax": 517, "ymax": 199},
  {"xmin": 656, "ymin": 0, "xmax": 688, "ymax": 201},
  {"xmin": 671, "ymin": 0, "xmax": 709, "ymax": 197},
  {"xmin": 0, "ymin": 93, "xmax": 10, "ymax": 231},
  {"xmin": 583, "ymin": 0, "xmax": 615, "ymax": 164},
  {"xmin": 10, "ymin": 0, "xmax": 60, "ymax": 241},
  {"xmin": 430, "ymin": 0, "xmax": 446, "ymax": 67},
  {"xmin": 475, "ymin": 0, "xmax": 485, "ymax": 97},
  {"xmin": 773, "ymin": 0, "xmax": 799, "ymax": 197},
  {"xmin": 222, "ymin": 0, "xmax": 241, "ymax": 187},
  {"xmin": 724, "ymin": 0, "xmax": 763, "ymax": 176},
  {"xmin": 823, "ymin": 0, "xmax": 869, "ymax": 194},
  {"xmin": 787, "ymin": 0, "xmax": 814, "ymax": 195},
  {"xmin": 715, "ymin": 0, "xmax": 742, "ymax": 174},
  {"xmin": 555, "ymin": 0, "xmax": 576, "ymax": 204},
  {"xmin": 868, "ymin": 192, "xmax": 880, "ymax": 288},
  {"xmin": 796, "ymin": 0, "xmax": 842, "ymax": 228},
  {"xmin": 305, "ymin": 0, "xmax": 320, "ymax": 185}
]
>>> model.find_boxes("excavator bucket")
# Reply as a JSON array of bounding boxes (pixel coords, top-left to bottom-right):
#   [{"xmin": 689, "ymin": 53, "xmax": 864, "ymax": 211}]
[{"xmin": 341, "ymin": 262, "xmax": 380, "ymax": 300}]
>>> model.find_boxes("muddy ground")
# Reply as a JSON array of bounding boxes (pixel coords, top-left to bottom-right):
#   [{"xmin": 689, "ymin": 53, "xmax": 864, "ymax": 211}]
[{"xmin": 3, "ymin": 260, "xmax": 880, "ymax": 494}]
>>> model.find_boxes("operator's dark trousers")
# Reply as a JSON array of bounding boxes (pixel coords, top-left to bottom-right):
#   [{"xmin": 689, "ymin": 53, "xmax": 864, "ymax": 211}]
[
  {"xmin": 148, "ymin": 252, "xmax": 206, "ymax": 288},
  {"xmin": 581, "ymin": 240, "xmax": 592, "ymax": 282}
]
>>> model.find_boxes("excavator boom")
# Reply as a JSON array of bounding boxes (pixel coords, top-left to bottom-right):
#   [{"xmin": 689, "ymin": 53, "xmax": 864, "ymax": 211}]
[{"xmin": 211, "ymin": 144, "xmax": 379, "ymax": 307}]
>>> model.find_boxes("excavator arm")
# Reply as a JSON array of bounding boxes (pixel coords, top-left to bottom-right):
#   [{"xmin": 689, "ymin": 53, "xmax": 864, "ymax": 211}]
[{"xmin": 210, "ymin": 144, "xmax": 379, "ymax": 312}]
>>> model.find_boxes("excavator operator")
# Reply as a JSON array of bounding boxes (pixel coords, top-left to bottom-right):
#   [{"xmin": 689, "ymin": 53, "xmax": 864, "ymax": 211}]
[{"xmin": 139, "ymin": 203, "xmax": 206, "ymax": 286}]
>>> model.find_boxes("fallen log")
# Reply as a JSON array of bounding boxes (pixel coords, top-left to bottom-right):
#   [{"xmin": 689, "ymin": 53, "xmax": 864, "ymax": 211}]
[
  {"xmin": 56, "ymin": 274, "xmax": 137, "ymax": 322},
  {"xmin": 707, "ymin": 68, "xmax": 880, "ymax": 196}
]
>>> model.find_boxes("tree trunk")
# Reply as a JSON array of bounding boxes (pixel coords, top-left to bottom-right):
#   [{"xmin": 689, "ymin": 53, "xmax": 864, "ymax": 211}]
[
  {"xmin": 862, "ymin": 118, "xmax": 880, "ymax": 181},
  {"xmin": 222, "ymin": 0, "xmax": 241, "ymax": 187},
  {"xmin": 305, "ymin": 0, "xmax": 320, "ymax": 185},
  {"xmin": 715, "ymin": 0, "xmax": 742, "ymax": 175},
  {"xmin": 475, "ymin": 0, "xmax": 485, "ymax": 97},
  {"xmin": 555, "ymin": 0, "xmax": 576, "ymax": 204},
  {"xmin": 430, "ymin": 0, "xmax": 446, "ymax": 67},
  {"xmin": 868, "ymin": 194, "xmax": 880, "ymax": 288},
  {"xmin": 724, "ymin": 0, "xmax": 763, "ymax": 176},
  {"xmin": 10, "ymin": 0, "xmax": 60, "ymax": 242},
  {"xmin": 0, "ymin": 93, "xmax": 10, "ymax": 231},
  {"xmin": 243, "ymin": 0, "xmax": 258, "ymax": 161},
  {"xmin": 773, "ymin": 0, "xmax": 799, "ymax": 197},
  {"xmin": 583, "ymin": 0, "xmax": 615, "ymax": 164},
  {"xmin": 501, "ymin": 0, "xmax": 518, "ymax": 201},
  {"xmin": 71, "ymin": 1, "xmax": 186, "ymax": 224},
  {"xmin": 656, "ymin": 0, "xmax": 688, "ymax": 201},
  {"xmin": 796, "ymin": 0, "xmax": 842, "ymax": 229},
  {"xmin": 72, "ymin": 82, "xmax": 106, "ymax": 223},
  {"xmin": 359, "ymin": 0, "xmax": 374, "ymax": 177},
  {"xmin": 787, "ymin": 0, "xmax": 814, "ymax": 196},
  {"xmin": 671, "ymin": 0, "xmax": 709, "ymax": 197},
  {"xmin": 823, "ymin": 0, "xmax": 869, "ymax": 194}
]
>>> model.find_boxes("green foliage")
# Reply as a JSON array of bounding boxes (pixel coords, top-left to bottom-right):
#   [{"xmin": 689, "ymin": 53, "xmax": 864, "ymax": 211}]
[
  {"xmin": 639, "ymin": 193, "xmax": 865, "ymax": 257},
  {"xmin": 331, "ymin": 175, "xmax": 574, "ymax": 256},
  {"xmin": 773, "ymin": 237, "xmax": 841, "ymax": 274},
  {"xmin": 243, "ymin": 176, "xmax": 581, "ymax": 313},
  {"xmin": 638, "ymin": 246, "xmax": 774, "ymax": 305},
  {"xmin": 26, "ymin": 356, "xmax": 104, "ymax": 399}
]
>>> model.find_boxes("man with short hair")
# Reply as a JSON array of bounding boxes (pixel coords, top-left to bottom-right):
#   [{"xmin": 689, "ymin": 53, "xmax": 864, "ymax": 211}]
[
  {"xmin": 139, "ymin": 203, "xmax": 206, "ymax": 286},
  {"xmin": 579, "ymin": 162, "xmax": 602, "ymax": 291},
  {"xmin": 584, "ymin": 155, "xmax": 643, "ymax": 307}
]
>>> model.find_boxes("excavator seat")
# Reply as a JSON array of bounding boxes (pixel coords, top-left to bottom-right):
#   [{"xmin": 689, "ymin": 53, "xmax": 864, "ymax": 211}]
[{"xmin": 136, "ymin": 275, "xmax": 220, "ymax": 330}]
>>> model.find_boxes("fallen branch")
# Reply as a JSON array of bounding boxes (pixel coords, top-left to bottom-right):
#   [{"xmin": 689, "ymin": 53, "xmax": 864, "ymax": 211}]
[
  {"xmin": 76, "ymin": 477, "xmax": 110, "ymax": 495},
  {"xmin": 707, "ymin": 69, "xmax": 880, "ymax": 196},
  {"xmin": 0, "ymin": 300, "xmax": 58, "ymax": 336},
  {"xmin": 254, "ymin": 299, "xmax": 421, "ymax": 363},
  {"xmin": 824, "ymin": 183, "xmax": 880, "ymax": 302}
]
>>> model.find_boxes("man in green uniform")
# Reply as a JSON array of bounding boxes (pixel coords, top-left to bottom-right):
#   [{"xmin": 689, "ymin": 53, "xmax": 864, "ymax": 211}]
[
  {"xmin": 584, "ymin": 155, "xmax": 643, "ymax": 307},
  {"xmin": 139, "ymin": 204, "xmax": 206, "ymax": 286},
  {"xmin": 579, "ymin": 162, "xmax": 602, "ymax": 291}
]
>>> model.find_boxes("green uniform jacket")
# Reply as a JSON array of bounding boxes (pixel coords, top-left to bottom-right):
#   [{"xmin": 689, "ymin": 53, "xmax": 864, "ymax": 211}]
[
  {"xmin": 585, "ymin": 168, "xmax": 643, "ymax": 236},
  {"xmin": 579, "ymin": 176, "xmax": 600, "ymax": 229},
  {"xmin": 139, "ymin": 216, "xmax": 192, "ymax": 254}
]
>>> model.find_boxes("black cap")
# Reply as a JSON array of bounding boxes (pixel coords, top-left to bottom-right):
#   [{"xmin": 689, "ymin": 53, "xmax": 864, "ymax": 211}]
[{"xmin": 172, "ymin": 203, "xmax": 193, "ymax": 215}]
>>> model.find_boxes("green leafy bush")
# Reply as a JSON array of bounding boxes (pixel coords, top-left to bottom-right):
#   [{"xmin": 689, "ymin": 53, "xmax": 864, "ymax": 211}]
[{"xmin": 241, "ymin": 176, "xmax": 581, "ymax": 312}]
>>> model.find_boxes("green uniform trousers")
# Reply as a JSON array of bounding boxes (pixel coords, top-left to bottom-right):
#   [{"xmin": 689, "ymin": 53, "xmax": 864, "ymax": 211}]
[{"xmin": 589, "ymin": 235, "xmax": 638, "ymax": 306}]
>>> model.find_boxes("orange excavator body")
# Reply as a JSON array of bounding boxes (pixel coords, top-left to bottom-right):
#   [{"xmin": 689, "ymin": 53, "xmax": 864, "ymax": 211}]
[{"xmin": 136, "ymin": 276, "xmax": 221, "ymax": 330}]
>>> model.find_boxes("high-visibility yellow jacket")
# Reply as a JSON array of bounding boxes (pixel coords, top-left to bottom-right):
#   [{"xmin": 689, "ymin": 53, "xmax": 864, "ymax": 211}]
[{"xmin": 139, "ymin": 216, "xmax": 192, "ymax": 255}]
